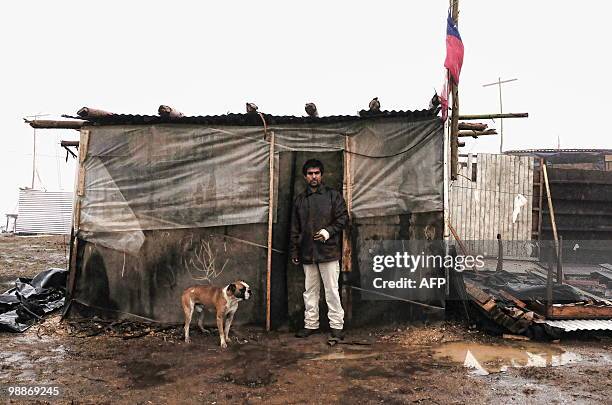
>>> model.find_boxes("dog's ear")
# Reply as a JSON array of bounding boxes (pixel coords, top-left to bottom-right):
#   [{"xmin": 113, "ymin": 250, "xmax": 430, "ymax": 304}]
[{"xmin": 228, "ymin": 283, "xmax": 236, "ymax": 293}]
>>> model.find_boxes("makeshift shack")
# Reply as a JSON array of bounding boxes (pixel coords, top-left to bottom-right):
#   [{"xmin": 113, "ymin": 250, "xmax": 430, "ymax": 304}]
[{"xmin": 55, "ymin": 109, "xmax": 446, "ymax": 328}]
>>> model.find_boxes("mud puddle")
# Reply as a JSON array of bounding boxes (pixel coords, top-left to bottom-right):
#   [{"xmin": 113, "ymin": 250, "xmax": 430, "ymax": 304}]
[{"xmin": 433, "ymin": 341, "xmax": 581, "ymax": 376}]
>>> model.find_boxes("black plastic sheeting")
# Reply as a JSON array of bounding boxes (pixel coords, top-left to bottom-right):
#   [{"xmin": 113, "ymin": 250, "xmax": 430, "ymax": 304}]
[
  {"xmin": 464, "ymin": 270, "xmax": 590, "ymax": 304},
  {"xmin": 0, "ymin": 268, "xmax": 67, "ymax": 332}
]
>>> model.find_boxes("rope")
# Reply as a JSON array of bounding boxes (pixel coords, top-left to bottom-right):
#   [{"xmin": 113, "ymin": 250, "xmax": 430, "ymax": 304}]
[{"xmin": 348, "ymin": 285, "xmax": 445, "ymax": 310}]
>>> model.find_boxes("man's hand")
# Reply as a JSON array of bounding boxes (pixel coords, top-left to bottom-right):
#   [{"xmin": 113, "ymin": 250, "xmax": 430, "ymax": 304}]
[
  {"xmin": 313, "ymin": 229, "xmax": 330, "ymax": 242},
  {"xmin": 292, "ymin": 257, "xmax": 300, "ymax": 265}
]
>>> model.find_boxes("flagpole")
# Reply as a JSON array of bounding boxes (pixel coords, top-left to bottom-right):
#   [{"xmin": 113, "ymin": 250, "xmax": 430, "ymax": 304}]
[{"xmin": 449, "ymin": 0, "xmax": 460, "ymax": 180}]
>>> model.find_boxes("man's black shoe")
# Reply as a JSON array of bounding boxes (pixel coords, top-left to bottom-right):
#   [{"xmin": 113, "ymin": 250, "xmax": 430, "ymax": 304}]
[
  {"xmin": 330, "ymin": 328, "xmax": 344, "ymax": 340},
  {"xmin": 295, "ymin": 328, "xmax": 319, "ymax": 338}
]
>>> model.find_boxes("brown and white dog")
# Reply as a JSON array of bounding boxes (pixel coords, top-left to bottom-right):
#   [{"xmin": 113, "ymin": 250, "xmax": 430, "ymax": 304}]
[{"xmin": 181, "ymin": 280, "xmax": 251, "ymax": 348}]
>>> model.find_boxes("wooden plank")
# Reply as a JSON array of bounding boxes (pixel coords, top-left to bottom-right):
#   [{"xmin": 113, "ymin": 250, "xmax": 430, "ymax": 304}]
[
  {"xmin": 514, "ymin": 156, "xmax": 523, "ymax": 255},
  {"xmin": 526, "ymin": 157, "xmax": 534, "ymax": 244},
  {"xmin": 490, "ymin": 154, "xmax": 500, "ymax": 254},
  {"xmin": 483, "ymin": 154, "xmax": 495, "ymax": 255},
  {"xmin": 460, "ymin": 159, "xmax": 468, "ymax": 245},
  {"xmin": 79, "ymin": 129, "xmax": 90, "ymax": 164},
  {"xmin": 66, "ymin": 236, "xmax": 79, "ymax": 300},
  {"xmin": 77, "ymin": 166, "xmax": 86, "ymax": 196},
  {"xmin": 520, "ymin": 156, "xmax": 529, "ymax": 242},
  {"xmin": 549, "ymin": 305, "xmax": 612, "ymax": 320},
  {"xmin": 512, "ymin": 155, "xmax": 520, "ymax": 255},
  {"xmin": 482, "ymin": 299, "xmax": 497, "ymax": 312},
  {"xmin": 501, "ymin": 155, "xmax": 510, "ymax": 254},
  {"xmin": 466, "ymin": 153, "xmax": 474, "ymax": 250},
  {"xmin": 465, "ymin": 282, "xmax": 493, "ymax": 304},
  {"xmin": 499, "ymin": 290, "xmax": 528, "ymax": 309},
  {"xmin": 503, "ymin": 334, "xmax": 530, "ymax": 341},
  {"xmin": 74, "ymin": 200, "xmax": 81, "ymax": 232},
  {"xmin": 477, "ymin": 154, "xmax": 487, "ymax": 255}
]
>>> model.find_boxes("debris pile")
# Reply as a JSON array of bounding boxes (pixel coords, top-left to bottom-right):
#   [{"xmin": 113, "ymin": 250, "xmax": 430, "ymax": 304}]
[{"xmin": 461, "ymin": 270, "xmax": 612, "ymax": 339}]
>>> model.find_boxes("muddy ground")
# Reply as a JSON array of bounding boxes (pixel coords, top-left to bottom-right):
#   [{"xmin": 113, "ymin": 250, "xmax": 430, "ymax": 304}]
[{"xmin": 1, "ymin": 235, "xmax": 611, "ymax": 404}]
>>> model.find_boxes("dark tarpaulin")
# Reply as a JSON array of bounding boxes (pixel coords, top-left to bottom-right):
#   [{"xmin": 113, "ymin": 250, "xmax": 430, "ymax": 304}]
[{"xmin": 0, "ymin": 268, "xmax": 67, "ymax": 332}]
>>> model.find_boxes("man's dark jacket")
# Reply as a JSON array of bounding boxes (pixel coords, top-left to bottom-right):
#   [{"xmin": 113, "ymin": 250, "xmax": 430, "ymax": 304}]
[{"xmin": 290, "ymin": 184, "xmax": 348, "ymax": 264}]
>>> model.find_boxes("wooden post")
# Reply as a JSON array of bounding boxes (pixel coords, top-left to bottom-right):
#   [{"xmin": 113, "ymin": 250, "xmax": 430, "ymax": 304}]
[
  {"xmin": 557, "ymin": 235, "xmax": 563, "ymax": 283},
  {"xmin": 266, "ymin": 131, "xmax": 275, "ymax": 331},
  {"xmin": 546, "ymin": 253, "xmax": 554, "ymax": 318},
  {"xmin": 341, "ymin": 136, "xmax": 354, "ymax": 322},
  {"xmin": 449, "ymin": 0, "xmax": 460, "ymax": 180},
  {"xmin": 542, "ymin": 163, "xmax": 560, "ymax": 266},
  {"xmin": 66, "ymin": 128, "xmax": 89, "ymax": 302},
  {"xmin": 496, "ymin": 233, "xmax": 503, "ymax": 272}
]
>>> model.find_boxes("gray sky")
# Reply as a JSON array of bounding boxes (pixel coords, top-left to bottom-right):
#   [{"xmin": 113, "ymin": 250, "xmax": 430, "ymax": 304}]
[{"xmin": 1, "ymin": 1, "xmax": 611, "ymax": 220}]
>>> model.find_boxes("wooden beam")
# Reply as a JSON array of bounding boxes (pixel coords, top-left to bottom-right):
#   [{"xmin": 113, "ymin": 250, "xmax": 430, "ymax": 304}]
[
  {"xmin": 458, "ymin": 129, "xmax": 498, "ymax": 137},
  {"xmin": 458, "ymin": 113, "xmax": 528, "ymax": 120},
  {"xmin": 26, "ymin": 119, "xmax": 84, "ymax": 130},
  {"xmin": 449, "ymin": 0, "xmax": 460, "ymax": 180},
  {"xmin": 61, "ymin": 140, "xmax": 79, "ymax": 148},
  {"xmin": 458, "ymin": 122, "xmax": 488, "ymax": 131},
  {"xmin": 448, "ymin": 223, "xmax": 469, "ymax": 256}
]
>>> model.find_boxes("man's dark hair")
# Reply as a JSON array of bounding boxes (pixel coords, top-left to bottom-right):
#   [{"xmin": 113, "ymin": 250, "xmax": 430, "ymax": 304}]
[{"xmin": 302, "ymin": 159, "xmax": 324, "ymax": 176}]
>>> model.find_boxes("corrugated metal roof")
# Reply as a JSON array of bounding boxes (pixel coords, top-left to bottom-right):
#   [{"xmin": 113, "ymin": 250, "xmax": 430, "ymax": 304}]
[
  {"xmin": 505, "ymin": 149, "xmax": 612, "ymax": 154},
  {"xmin": 67, "ymin": 109, "xmax": 438, "ymax": 126},
  {"xmin": 541, "ymin": 319, "xmax": 612, "ymax": 331},
  {"xmin": 15, "ymin": 189, "xmax": 73, "ymax": 235}
]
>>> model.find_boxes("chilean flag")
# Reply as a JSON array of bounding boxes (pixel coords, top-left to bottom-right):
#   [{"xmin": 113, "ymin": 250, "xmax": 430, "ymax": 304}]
[{"xmin": 444, "ymin": 13, "xmax": 464, "ymax": 84}]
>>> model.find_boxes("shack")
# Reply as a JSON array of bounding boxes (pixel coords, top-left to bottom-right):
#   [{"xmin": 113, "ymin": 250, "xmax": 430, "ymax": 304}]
[{"xmin": 58, "ymin": 109, "xmax": 446, "ymax": 328}]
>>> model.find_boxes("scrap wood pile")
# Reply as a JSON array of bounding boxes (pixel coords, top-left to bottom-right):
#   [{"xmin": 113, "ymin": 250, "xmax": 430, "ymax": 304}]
[{"xmin": 461, "ymin": 270, "xmax": 612, "ymax": 339}]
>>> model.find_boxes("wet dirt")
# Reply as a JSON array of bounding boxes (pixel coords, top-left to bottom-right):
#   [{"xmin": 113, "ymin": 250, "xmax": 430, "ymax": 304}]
[
  {"xmin": 1, "ymin": 235, "xmax": 612, "ymax": 404},
  {"xmin": 0, "ymin": 235, "xmax": 68, "ymax": 289},
  {"xmin": 433, "ymin": 341, "xmax": 583, "ymax": 375}
]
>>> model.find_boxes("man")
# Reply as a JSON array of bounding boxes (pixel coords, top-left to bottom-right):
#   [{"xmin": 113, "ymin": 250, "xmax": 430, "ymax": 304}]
[{"xmin": 290, "ymin": 159, "xmax": 348, "ymax": 339}]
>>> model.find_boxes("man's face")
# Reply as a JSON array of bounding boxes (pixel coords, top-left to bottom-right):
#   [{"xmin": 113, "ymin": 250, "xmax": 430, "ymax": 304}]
[{"xmin": 304, "ymin": 167, "xmax": 322, "ymax": 188}]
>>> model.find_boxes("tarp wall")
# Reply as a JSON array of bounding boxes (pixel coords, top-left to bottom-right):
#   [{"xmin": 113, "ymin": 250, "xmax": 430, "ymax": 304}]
[{"xmin": 71, "ymin": 117, "xmax": 444, "ymax": 324}]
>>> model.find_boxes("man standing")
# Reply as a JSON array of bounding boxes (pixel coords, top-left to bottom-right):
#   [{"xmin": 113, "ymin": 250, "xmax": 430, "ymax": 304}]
[{"xmin": 290, "ymin": 159, "xmax": 348, "ymax": 339}]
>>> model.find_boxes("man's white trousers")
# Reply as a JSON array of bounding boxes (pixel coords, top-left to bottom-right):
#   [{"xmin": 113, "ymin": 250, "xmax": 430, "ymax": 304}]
[{"xmin": 303, "ymin": 260, "xmax": 344, "ymax": 330}]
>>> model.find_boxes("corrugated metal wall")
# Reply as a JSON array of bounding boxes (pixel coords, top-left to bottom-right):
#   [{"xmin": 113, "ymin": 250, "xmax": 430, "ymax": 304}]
[
  {"xmin": 16, "ymin": 189, "xmax": 73, "ymax": 235},
  {"xmin": 450, "ymin": 153, "xmax": 534, "ymax": 257}
]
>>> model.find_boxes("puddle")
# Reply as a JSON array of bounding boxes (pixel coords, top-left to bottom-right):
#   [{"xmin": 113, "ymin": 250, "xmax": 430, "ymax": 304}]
[
  {"xmin": 308, "ymin": 351, "xmax": 377, "ymax": 361},
  {"xmin": 433, "ymin": 342, "xmax": 580, "ymax": 376}
]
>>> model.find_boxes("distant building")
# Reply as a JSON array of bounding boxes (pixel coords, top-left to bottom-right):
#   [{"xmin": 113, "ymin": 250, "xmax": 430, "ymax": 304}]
[
  {"xmin": 15, "ymin": 189, "xmax": 73, "ymax": 235},
  {"xmin": 505, "ymin": 149, "xmax": 612, "ymax": 171}
]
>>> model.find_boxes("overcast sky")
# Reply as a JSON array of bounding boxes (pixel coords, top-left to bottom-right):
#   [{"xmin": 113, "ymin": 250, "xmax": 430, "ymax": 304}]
[{"xmin": 1, "ymin": 1, "xmax": 611, "ymax": 222}]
